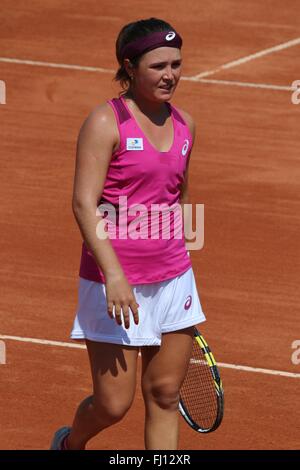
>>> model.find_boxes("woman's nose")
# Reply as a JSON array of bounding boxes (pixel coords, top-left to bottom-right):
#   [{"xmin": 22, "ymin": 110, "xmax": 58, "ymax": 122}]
[{"xmin": 163, "ymin": 67, "xmax": 173, "ymax": 80}]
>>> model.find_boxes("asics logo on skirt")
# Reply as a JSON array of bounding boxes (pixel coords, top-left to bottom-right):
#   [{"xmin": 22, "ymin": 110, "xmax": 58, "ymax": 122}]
[{"xmin": 184, "ymin": 295, "xmax": 192, "ymax": 310}]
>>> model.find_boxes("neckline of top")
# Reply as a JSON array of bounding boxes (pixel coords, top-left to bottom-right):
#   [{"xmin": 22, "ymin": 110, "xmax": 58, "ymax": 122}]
[{"xmin": 120, "ymin": 95, "xmax": 175, "ymax": 154}]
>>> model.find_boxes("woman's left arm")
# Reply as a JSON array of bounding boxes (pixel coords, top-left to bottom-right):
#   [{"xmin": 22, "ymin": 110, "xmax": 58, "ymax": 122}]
[{"xmin": 178, "ymin": 110, "xmax": 196, "ymax": 247}]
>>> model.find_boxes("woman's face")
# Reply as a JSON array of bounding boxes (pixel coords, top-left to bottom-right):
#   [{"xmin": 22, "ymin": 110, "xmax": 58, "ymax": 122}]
[{"xmin": 130, "ymin": 47, "xmax": 182, "ymax": 102}]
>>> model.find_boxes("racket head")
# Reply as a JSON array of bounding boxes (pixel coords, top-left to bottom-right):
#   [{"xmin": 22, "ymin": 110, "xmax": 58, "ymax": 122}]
[{"xmin": 179, "ymin": 327, "xmax": 224, "ymax": 433}]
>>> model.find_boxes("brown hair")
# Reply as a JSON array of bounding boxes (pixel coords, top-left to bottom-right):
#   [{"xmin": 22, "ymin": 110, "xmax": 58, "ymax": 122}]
[{"xmin": 113, "ymin": 18, "xmax": 175, "ymax": 94}]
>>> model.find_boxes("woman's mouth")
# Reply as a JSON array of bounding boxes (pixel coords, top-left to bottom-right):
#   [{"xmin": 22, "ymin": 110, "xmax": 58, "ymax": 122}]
[{"xmin": 159, "ymin": 85, "xmax": 173, "ymax": 92}]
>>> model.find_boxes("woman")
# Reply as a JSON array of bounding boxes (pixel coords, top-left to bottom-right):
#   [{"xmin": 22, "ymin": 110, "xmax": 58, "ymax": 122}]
[{"xmin": 50, "ymin": 17, "xmax": 206, "ymax": 450}]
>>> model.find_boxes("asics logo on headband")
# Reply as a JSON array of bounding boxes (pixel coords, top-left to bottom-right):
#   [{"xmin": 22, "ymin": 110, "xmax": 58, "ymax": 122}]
[
  {"xmin": 166, "ymin": 31, "xmax": 176, "ymax": 41},
  {"xmin": 120, "ymin": 31, "xmax": 183, "ymax": 62}
]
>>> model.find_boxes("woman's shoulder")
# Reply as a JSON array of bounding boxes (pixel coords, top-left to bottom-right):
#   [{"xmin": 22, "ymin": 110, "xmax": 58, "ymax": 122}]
[
  {"xmin": 78, "ymin": 101, "xmax": 119, "ymax": 150},
  {"xmin": 80, "ymin": 101, "xmax": 119, "ymax": 136},
  {"xmin": 172, "ymin": 105, "xmax": 195, "ymax": 139},
  {"xmin": 84, "ymin": 101, "xmax": 117, "ymax": 127}
]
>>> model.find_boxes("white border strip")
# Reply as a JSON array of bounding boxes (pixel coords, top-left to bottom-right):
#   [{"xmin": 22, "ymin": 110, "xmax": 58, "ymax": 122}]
[
  {"xmin": 1, "ymin": 334, "xmax": 299, "ymax": 378},
  {"xmin": 192, "ymin": 37, "xmax": 300, "ymax": 79}
]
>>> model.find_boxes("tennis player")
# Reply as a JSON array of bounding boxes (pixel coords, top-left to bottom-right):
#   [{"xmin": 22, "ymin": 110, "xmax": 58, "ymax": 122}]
[{"xmin": 50, "ymin": 17, "xmax": 205, "ymax": 450}]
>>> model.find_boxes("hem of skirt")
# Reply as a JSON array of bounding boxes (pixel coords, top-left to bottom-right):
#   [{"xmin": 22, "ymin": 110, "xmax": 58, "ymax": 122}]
[
  {"xmin": 160, "ymin": 315, "xmax": 206, "ymax": 333},
  {"xmin": 70, "ymin": 332, "xmax": 161, "ymax": 346}
]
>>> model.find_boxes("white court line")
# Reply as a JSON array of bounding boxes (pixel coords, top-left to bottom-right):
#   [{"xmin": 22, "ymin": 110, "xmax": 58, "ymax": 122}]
[
  {"xmin": 217, "ymin": 362, "xmax": 300, "ymax": 379},
  {"xmin": 0, "ymin": 57, "xmax": 115, "ymax": 73},
  {"xmin": 192, "ymin": 37, "xmax": 300, "ymax": 79},
  {"xmin": 0, "ymin": 334, "xmax": 86, "ymax": 350},
  {"xmin": 0, "ymin": 56, "xmax": 293, "ymax": 92},
  {"xmin": 1, "ymin": 334, "xmax": 299, "ymax": 379},
  {"xmin": 188, "ymin": 78, "xmax": 293, "ymax": 91}
]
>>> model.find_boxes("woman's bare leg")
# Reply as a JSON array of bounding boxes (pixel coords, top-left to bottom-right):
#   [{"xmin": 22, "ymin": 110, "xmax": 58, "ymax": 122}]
[
  {"xmin": 66, "ymin": 340, "xmax": 139, "ymax": 450},
  {"xmin": 141, "ymin": 327, "xmax": 194, "ymax": 450}
]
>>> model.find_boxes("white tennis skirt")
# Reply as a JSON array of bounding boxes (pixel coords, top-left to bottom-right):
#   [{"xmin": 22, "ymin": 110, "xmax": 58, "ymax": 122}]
[{"xmin": 70, "ymin": 267, "xmax": 206, "ymax": 346}]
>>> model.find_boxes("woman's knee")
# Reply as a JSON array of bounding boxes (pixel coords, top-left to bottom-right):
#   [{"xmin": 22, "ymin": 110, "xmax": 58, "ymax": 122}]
[
  {"xmin": 93, "ymin": 394, "xmax": 133, "ymax": 424},
  {"xmin": 142, "ymin": 379, "xmax": 180, "ymax": 411}
]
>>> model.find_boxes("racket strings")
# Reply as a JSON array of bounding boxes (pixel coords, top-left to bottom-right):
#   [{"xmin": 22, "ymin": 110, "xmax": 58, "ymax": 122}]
[{"xmin": 180, "ymin": 340, "xmax": 218, "ymax": 430}]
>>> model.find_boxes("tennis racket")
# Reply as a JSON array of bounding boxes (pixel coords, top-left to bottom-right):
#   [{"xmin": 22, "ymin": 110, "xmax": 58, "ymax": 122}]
[{"xmin": 179, "ymin": 327, "xmax": 224, "ymax": 433}]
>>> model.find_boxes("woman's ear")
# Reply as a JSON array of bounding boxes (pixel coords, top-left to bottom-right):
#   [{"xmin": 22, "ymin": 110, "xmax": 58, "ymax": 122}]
[{"xmin": 123, "ymin": 58, "xmax": 134, "ymax": 78}]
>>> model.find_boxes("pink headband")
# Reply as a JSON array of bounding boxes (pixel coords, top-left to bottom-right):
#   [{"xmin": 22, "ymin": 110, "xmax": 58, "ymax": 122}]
[{"xmin": 120, "ymin": 30, "xmax": 183, "ymax": 63}]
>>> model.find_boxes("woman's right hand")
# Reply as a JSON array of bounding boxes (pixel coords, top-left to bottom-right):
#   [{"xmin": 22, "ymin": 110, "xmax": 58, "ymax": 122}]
[{"xmin": 105, "ymin": 272, "xmax": 139, "ymax": 329}]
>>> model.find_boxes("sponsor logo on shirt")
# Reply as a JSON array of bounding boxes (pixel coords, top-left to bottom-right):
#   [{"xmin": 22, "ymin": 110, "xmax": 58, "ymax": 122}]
[
  {"xmin": 126, "ymin": 138, "xmax": 144, "ymax": 151},
  {"xmin": 184, "ymin": 295, "xmax": 192, "ymax": 310},
  {"xmin": 182, "ymin": 139, "xmax": 189, "ymax": 156}
]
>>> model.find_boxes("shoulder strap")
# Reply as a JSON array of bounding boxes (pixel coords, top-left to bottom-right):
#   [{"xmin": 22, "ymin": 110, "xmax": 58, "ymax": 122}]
[
  {"xmin": 111, "ymin": 97, "xmax": 131, "ymax": 124},
  {"xmin": 168, "ymin": 103, "xmax": 186, "ymax": 125}
]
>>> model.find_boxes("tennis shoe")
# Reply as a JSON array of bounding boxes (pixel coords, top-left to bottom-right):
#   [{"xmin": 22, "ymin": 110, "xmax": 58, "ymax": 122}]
[{"xmin": 49, "ymin": 426, "xmax": 71, "ymax": 450}]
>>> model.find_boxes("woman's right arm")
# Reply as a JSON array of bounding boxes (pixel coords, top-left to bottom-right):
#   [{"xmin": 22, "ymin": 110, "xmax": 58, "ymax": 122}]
[{"xmin": 72, "ymin": 104, "xmax": 139, "ymax": 329}]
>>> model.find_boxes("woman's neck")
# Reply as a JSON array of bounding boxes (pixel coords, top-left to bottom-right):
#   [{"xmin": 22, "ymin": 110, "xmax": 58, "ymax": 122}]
[{"xmin": 124, "ymin": 89, "xmax": 168, "ymax": 118}]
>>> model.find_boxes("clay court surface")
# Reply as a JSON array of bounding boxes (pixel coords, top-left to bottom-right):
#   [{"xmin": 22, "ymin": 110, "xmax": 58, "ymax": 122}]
[{"xmin": 0, "ymin": 0, "xmax": 299, "ymax": 450}]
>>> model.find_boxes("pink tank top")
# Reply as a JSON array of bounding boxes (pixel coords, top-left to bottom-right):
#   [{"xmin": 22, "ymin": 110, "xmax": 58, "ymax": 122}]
[{"xmin": 79, "ymin": 95, "xmax": 193, "ymax": 284}]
